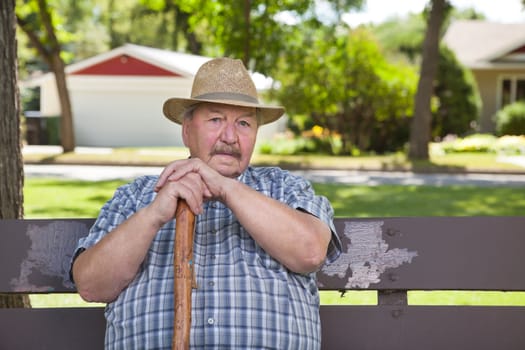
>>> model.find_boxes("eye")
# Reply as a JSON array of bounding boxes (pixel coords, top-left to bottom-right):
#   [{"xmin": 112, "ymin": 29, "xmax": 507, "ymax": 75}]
[
  {"xmin": 208, "ymin": 115, "xmax": 223, "ymax": 124},
  {"xmin": 238, "ymin": 120, "xmax": 251, "ymax": 128}
]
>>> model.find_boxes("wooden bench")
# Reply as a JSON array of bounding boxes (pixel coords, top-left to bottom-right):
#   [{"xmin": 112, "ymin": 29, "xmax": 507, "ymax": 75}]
[{"xmin": 1, "ymin": 217, "xmax": 525, "ymax": 349}]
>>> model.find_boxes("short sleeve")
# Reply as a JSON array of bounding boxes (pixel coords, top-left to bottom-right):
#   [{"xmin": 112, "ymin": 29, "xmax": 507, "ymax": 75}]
[
  {"xmin": 69, "ymin": 176, "xmax": 158, "ymax": 283},
  {"xmin": 280, "ymin": 172, "xmax": 342, "ymax": 264}
]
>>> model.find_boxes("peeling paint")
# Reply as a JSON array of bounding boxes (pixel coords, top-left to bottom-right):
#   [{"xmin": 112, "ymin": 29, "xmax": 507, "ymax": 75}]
[
  {"xmin": 10, "ymin": 222, "xmax": 82, "ymax": 291},
  {"xmin": 322, "ymin": 221, "xmax": 418, "ymax": 289}
]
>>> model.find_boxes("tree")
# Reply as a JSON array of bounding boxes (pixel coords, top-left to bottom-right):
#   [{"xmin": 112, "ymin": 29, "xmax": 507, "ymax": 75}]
[
  {"xmin": 370, "ymin": 7, "xmax": 482, "ymax": 144},
  {"xmin": 274, "ymin": 27, "xmax": 417, "ymax": 154},
  {"xmin": 0, "ymin": 0, "xmax": 30, "ymax": 308},
  {"xmin": 237, "ymin": 0, "xmax": 363, "ymax": 75},
  {"xmin": 408, "ymin": 0, "xmax": 450, "ymax": 160},
  {"xmin": 17, "ymin": 0, "xmax": 76, "ymax": 152},
  {"xmin": 433, "ymin": 46, "xmax": 481, "ymax": 138},
  {"xmin": 372, "ymin": 7, "xmax": 485, "ymax": 66},
  {"xmin": 165, "ymin": 0, "xmax": 364, "ymax": 75},
  {"xmin": 371, "ymin": 12, "xmax": 427, "ymax": 65},
  {"xmin": 105, "ymin": 0, "xmax": 202, "ymax": 52}
]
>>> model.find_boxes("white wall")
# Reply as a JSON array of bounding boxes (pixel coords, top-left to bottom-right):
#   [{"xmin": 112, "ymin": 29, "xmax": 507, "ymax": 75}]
[
  {"xmin": 68, "ymin": 76, "xmax": 190, "ymax": 147},
  {"xmin": 39, "ymin": 77, "xmax": 61, "ymax": 117}
]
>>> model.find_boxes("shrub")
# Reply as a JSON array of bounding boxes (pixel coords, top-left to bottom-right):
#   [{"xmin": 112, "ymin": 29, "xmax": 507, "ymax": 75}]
[
  {"xmin": 433, "ymin": 46, "xmax": 481, "ymax": 138},
  {"xmin": 495, "ymin": 102, "xmax": 525, "ymax": 136},
  {"xmin": 490, "ymin": 135, "xmax": 525, "ymax": 155},
  {"xmin": 436, "ymin": 134, "xmax": 497, "ymax": 154},
  {"xmin": 258, "ymin": 127, "xmax": 343, "ymax": 156}
]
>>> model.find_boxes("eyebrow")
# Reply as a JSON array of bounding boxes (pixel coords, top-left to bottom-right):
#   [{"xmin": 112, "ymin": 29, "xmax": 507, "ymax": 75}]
[{"xmin": 207, "ymin": 107, "xmax": 257, "ymax": 119}]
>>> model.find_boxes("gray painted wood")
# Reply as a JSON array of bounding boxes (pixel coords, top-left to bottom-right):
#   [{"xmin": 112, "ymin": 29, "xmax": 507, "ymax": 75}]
[
  {"xmin": 0, "ymin": 219, "xmax": 95, "ymax": 293},
  {"xmin": 0, "ymin": 308, "xmax": 105, "ymax": 349},
  {"xmin": 320, "ymin": 305, "xmax": 525, "ymax": 350},
  {"xmin": 2, "ymin": 217, "xmax": 525, "ymax": 293},
  {"xmin": 319, "ymin": 216, "xmax": 525, "ymax": 291}
]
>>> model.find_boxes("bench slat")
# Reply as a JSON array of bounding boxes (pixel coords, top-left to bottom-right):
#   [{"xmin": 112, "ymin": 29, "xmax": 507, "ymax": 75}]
[
  {"xmin": 319, "ymin": 216, "xmax": 525, "ymax": 291},
  {"xmin": 2, "ymin": 217, "xmax": 525, "ymax": 293},
  {"xmin": 0, "ymin": 307, "xmax": 105, "ymax": 349},
  {"xmin": 320, "ymin": 305, "xmax": 525, "ymax": 350},
  {"xmin": 2, "ymin": 305, "xmax": 524, "ymax": 349},
  {"xmin": 0, "ymin": 219, "xmax": 95, "ymax": 293}
]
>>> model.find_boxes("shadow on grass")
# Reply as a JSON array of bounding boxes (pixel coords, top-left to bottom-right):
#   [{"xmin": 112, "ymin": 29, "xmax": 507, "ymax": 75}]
[
  {"xmin": 38, "ymin": 154, "xmax": 62, "ymax": 163},
  {"xmin": 255, "ymin": 157, "xmax": 468, "ymax": 173},
  {"xmin": 404, "ymin": 159, "xmax": 467, "ymax": 173}
]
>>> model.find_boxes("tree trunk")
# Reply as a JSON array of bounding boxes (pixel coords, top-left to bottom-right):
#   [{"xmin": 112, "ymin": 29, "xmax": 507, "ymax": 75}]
[
  {"xmin": 50, "ymin": 54, "xmax": 76, "ymax": 152},
  {"xmin": 242, "ymin": 0, "xmax": 251, "ymax": 67},
  {"xmin": 175, "ymin": 6, "xmax": 202, "ymax": 54},
  {"xmin": 107, "ymin": 0, "xmax": 120, "ymax": 48},
  {"xmin": 0, "ymin": 0, "xmax": 31, "ymax": 308},
  {"xmin": 38, "ymin": 0, "xmax": 75, "ymax": 152},
  {"xmin": 408, "ymin": 0, "xmax": 448, "ymax": 160},
  {"xmin": 0, "ymin": 0, "xmax": 24, "ymax": 220},
  {"xmin": 17, "ymin": 0, "xmax": 76, "ymax": 153}
]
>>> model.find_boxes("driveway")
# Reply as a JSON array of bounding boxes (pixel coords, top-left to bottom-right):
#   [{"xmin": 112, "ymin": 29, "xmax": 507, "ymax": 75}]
[{"xmin": 24, "ymin": 164, "xmax": 525, "ymax": 187}]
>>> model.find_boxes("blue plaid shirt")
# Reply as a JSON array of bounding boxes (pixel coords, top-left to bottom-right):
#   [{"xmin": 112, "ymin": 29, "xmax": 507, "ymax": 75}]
[{"xmin": 75, "ymin": 166, "xmax": 341, "ymax": 349}]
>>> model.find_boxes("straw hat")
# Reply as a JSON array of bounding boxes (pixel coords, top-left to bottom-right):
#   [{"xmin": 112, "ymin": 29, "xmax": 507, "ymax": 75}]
[{"xmin": 163, "ymin": 58, "xmax": 285, "ymax": 125}]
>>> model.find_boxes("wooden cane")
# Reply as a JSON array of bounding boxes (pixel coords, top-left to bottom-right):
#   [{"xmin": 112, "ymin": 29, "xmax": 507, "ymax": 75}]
[{"xmin": 172, "ymin": 199, "xmax": 196, "ymax": 350}]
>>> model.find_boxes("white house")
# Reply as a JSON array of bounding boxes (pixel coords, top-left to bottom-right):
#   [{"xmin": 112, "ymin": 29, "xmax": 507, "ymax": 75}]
[
  {"xmin": 28, "ymin": 44, "xmax": 285, "ymax": 147},
  {"xmin": 443, "ymin": 20, "xmax": 525, "ymax": 133}
]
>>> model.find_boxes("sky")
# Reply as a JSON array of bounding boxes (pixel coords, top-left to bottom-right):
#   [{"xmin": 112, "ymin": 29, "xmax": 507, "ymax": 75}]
[{"xmin": 343, "ymin": 0, "xmax": 525, "ymax": 26}]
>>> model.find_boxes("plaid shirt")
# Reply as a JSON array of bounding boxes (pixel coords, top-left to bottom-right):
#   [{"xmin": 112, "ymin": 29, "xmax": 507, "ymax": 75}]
[{"xmin": 74, "ymin": 166, "xmax": 341, "ymax": 349}]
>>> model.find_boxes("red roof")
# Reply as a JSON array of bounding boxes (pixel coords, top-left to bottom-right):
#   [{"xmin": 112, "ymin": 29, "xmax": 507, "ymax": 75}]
[
  {"xmin": 511, "ymin": 45, "xmax": 525, "ymax": 54},
  {"xmin": 70, "ymin": 54, "xmax": 180, "ymax": 76}
]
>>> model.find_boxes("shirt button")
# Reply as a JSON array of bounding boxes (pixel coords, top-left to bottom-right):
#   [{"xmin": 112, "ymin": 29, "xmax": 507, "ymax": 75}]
[
  {"xmin": 207, "ymin": 318, "xmax": 215, "ymax": 325},
  {"xmin": 208, "ymin": 281, "xmax": 215, "ymax": 287}
]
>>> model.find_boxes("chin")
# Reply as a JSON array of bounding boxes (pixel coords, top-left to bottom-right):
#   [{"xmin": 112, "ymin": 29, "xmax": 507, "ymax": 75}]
[
  {"xmin": 217, "ymin": 168, "xmax": 242, "ymax": 178},
  {"xmin": 210, "ymin": 158, "xmax": 245, "ymax": 177}
]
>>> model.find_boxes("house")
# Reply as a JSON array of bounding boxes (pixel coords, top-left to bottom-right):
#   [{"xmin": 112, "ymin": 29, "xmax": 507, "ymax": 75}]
[
  {"xmin": 443, "ymin": 20, "xmax": 525, "ymax": 133},
  {"xmin": 26, "ymin": 44, "xmax": 285, "ymax": 147}
]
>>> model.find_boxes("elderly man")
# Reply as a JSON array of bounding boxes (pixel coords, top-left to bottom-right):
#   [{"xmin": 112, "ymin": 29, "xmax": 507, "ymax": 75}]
[{"xmin": 71, "ymin": 57, "xmax": 341, "ymax": 349}]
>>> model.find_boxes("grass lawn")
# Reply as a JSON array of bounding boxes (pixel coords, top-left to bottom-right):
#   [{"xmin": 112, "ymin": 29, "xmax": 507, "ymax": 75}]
[
  {"xmin": 25, "ymin": 178, "xmax": 525, "ymax": 218},
  {"xmin": 314, "ymin": 183, "xmax": 525, "ymax": 217},
  {"xmin": 25, "ymin": 179, "xmax": 127, "ymax": 218},
  {"xmin": 24, "ymin": 178, "xmax": 525, "ymax": 307}
]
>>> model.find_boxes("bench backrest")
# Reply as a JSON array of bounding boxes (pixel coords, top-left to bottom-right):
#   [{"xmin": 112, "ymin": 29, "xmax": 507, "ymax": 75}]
[{"xmin": 1, "ymin": 217, "xmax": 524, "ymax": 349}]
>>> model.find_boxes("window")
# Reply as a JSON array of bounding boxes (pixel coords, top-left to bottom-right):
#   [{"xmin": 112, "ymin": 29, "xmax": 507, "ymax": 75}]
[
  {"xmin": 499, "ymin": 76, "xmax": 525, "ymax": 108},
  {"xmin": 517, "ymin": 79, "xmax": 525, "ymax": 102},
  {"xmin": 501, "ymin": 79, "xmax": 511, "ymax": 106}
]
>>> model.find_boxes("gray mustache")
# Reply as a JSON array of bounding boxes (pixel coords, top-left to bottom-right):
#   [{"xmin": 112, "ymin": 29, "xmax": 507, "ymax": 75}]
[{"xmin": 211, "ymin": 147, "xmax": 241, "ymax": 158}]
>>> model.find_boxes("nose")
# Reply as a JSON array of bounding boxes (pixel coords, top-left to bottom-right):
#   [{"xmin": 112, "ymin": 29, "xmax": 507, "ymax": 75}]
[{"xmin": 220, "ymin": 122, "xmax": 238, "ymax": 144}]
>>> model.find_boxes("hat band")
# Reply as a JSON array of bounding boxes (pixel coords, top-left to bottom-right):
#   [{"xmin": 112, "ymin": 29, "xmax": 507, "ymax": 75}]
[{"xmin": 193, "ymin": 92, "xmax": 259, "ymax": 104}]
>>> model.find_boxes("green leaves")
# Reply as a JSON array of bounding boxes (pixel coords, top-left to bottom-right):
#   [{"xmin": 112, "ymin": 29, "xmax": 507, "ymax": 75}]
[{"xmin": 274, "ymin": 26, "xmax": 417, "ymax": 154}]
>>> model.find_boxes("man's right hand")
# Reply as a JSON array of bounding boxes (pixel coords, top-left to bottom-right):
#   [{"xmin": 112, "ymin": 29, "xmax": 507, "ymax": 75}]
[{"xmin": 151, "ymin": 168, "xmax": 209, "ymax": 225}]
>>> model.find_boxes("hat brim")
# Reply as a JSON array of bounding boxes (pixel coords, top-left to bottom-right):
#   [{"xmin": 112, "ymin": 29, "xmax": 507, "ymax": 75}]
[{"xmin": 163, "ymin": 97, "xmax": 285, "ymax": 125}]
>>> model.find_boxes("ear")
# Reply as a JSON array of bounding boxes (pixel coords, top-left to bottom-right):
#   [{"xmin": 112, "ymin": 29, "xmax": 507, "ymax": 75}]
[{"xmin": 181, "ymin": 120, "xmax": 190, "ymax": 147}]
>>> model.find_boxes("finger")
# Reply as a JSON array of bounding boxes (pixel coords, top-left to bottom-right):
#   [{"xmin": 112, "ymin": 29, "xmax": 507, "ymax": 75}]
[
  {"xmin": 203, "ymin": 185, "xmax": 212, "ymax": 199},
  {"xmin": 177, "ymin": 185, "xmax": 204, "ymax": 215},
  {"xmin": 155, "ymin": 159, "xmax": 195, "ymax": 192},
  {"xmin": 155, "ymin": 162, "xmax": 178, "ymax": 192},
  {"xmin": 160, "ymin": 160, "xmax": 201, "ymax": 190},
  {"xmin": 173, "ymin": 173, "xmax": 207, "ymax": 214}
]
